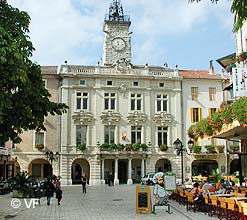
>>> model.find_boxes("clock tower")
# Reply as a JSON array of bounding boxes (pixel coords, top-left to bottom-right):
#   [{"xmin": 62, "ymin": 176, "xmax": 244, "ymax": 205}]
[{"xmin": 103, "ymin": 0, "xmax": 132, "ymax": 66}]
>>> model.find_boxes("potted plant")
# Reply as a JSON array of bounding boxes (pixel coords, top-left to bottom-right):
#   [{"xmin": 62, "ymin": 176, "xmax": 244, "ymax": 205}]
[
  {"xmin": 35, "ymin": 143, "xmax": 44, "ymax": 151},
  {"xmin": 100, "ymin": 143, "xmax": 111, "ymax": 151},
  {"xmin": 12, "ymin": 172, "xmax": 33, "ymax": 198},
  {"xmin": 125, "ymin": 144, "xmax": 133, "ymax": 151},
  {"xmin": 216, "ymin": 145, "xmax": 225, "ymax": 153},
  {"xmin": 117, "ymin": 143, "xmax": 125, "ymax": 151},
  {"xmin": 205, "ymin": 145, "xmax": 216, "ymax": 153},
  {"xmin": 193, "ymin": 145, "xmax": 201, "ymax": 153},
  {"xmin": 132, "ymin": 143, "xmax": 141, "ymax": 151},
  {"xmin": 229, "ymin": 145, "xmax": 240, "ymax": 152},
  {"xmin": 76, "ymin": 143, "xmax": 86, "ymax": 152},
  {"xmin": 140, "ymin": 144, "xmax": 148, "ymax": 151},
  {"xmin": 159, "ymin": 144, "xmax": 168, "ymax": 151}
]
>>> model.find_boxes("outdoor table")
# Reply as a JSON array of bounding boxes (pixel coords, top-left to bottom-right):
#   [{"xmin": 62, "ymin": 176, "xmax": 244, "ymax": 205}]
[
  {"xmin": 213, "ymin": 194, "xmax": 232, "ymax": 197},
  {"xmin": 232, "ymin": 197, "xmax": 247, "ymax": 201}
]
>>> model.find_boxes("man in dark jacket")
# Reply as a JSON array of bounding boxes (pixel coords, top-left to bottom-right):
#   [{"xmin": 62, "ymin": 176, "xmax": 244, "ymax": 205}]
[{"xmin": 44, "ymin": 177, "xmax": 55, "ymax": 205}]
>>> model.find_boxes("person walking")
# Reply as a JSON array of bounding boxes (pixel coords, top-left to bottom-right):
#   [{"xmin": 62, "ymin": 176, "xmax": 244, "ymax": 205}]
[
  {"xmin": 81, "ymin": 174, "xmax": 87, "ymax": 194},
  {"xmin": 44, "ymin": 177, "xmax": 55, "ymax": 205},
  {"xmin": 55, "ymin": 186, "xmax": 63, "ymax": 205}
]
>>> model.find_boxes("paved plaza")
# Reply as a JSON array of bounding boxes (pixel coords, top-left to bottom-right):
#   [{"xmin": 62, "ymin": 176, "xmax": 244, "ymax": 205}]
[{"xmin": 0, "ymin": 185, "xmax": 219, "ymax": 220}]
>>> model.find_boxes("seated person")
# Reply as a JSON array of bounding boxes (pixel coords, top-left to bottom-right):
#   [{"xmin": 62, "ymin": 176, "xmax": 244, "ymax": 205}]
[
  {"xmin": 190, "ymin": 182, "xmax": 203, "ymax": 201},
  {"xmin": 215, "ymin": 182, "xmax": 226, "ymax": 194},
  {"xmin": 202, "ymin": 178, "xmax": 212, "ymax": 193},
  {"xmin": 153, "ymin": 172, "xmax": 170, "ymax": 205}
]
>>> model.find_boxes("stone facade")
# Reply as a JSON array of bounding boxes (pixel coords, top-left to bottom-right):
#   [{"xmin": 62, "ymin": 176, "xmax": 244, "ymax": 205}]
[{"xmin": 11, "ymin": 1, "xmax": 228, "ymax": 185}]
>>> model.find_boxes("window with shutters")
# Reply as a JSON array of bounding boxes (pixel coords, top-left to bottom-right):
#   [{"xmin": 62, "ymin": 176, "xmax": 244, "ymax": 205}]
[
  {"xmin": 191, "ymin": 87, "xmax": 198, "ymax": 101},
  {"xmin": 209, "ymin": 87, "xmax": 216, "ymax": 101},
  {"xmin": 190, "ymin": 108, "xmax": 202, "ymax": 122}
]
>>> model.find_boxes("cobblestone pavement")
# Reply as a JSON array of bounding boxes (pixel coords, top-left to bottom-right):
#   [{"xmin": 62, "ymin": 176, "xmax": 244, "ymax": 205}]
[{"xmin": 0, "ymin": 185, "xmax": 219, "ymax": 220}]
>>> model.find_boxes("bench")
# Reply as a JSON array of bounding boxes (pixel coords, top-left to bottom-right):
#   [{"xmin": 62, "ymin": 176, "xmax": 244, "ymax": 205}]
[{"xmin": 152, "ymin": 203, "xmax": 172, "ymax": 214}]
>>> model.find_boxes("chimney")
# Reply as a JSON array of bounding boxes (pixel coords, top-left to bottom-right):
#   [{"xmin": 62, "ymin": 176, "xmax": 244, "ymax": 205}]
[{"xmin": 209, "ymin": 60, "xmax": 214, "ymax": 74}]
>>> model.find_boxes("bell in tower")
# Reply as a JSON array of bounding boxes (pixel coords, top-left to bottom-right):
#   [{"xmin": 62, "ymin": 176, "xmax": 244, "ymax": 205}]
[{"xmin": 107, "ymin": 0, "xmax": 125, "ymax": 21}]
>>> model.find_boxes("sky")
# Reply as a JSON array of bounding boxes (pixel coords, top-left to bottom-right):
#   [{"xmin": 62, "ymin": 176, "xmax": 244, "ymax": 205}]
[{"xmin": 8, "ymin": 0, "xmax": 236, "ymax": 73}]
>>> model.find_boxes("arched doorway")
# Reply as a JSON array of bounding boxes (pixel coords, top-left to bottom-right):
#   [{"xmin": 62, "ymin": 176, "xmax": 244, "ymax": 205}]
[
  {"xmin": 28, "ymin": 158, "xmax": 52, "ymax": 179},
  {"xmin": 191, "ymin": 160, "xmax": 218, "ymax": 176},
  {"xmin": 230, "ymin": 159, "xmax": 239, "ymax": 175},
  {"xmin": 71, "ymin": 158, "xmax": 90, "ymax": 184},
  {"xmin": 155, "ymin": 159, "xmax": 171, "ymax": 173}
]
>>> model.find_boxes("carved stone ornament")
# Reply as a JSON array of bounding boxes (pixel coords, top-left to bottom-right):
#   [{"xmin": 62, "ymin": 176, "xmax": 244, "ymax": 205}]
[
  {"xmin": 113, "ymin": 58, "xmax": 132, "ymax": 73},
  {"xmin": 152, "ymin": 111, "xmax": 173, "ymax": 126},
  {"xmin": 72, "ymin": 110, "xmax": 94, "ymax": 125},
  {"xmin": 127, "ymin": 111, "xmax": 147, "ymax": 125},
  {"xmin": 100, "ymin": 110, "xmax": 121, "ymax": 125}
]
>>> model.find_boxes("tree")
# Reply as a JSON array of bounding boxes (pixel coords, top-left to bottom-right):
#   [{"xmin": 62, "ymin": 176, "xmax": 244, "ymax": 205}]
[
  {"xmin": 0, "ymin": 1, "xmax": 68, "ymax": 144},
  {"xmin": 188, "ymin": 0, "xmax": 247, "ymax": 32}
]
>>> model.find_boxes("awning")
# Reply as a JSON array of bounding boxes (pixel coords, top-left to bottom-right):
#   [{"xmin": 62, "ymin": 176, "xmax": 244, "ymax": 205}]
[
  {"xmin": 216, "ymin": 53, "xmax": 236, "ymax": 69},
  {"xmin": 212, "ymin": 120, "xmax": 247, "ymax": 140}
]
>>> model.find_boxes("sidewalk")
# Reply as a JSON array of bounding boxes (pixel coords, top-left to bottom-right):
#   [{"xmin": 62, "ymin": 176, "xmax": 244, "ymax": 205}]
[{"xmin": 0, "ymin": 185, "xmax": 219, "ymax": 220}]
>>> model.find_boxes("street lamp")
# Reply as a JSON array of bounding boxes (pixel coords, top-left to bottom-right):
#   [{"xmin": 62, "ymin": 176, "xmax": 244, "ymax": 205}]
[
  {"xmin": 45, "ymin": 151, "xmax": 59, "ymax": 163},
  {"xmin": 173, "ymin": 138, "xmax": 194, "ymax": 184}
]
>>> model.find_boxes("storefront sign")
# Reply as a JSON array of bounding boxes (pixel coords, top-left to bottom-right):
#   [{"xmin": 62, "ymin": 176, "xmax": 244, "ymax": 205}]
[{"xmin": 232, "ymin": 67, "xmax": 247, "ymax": 97}]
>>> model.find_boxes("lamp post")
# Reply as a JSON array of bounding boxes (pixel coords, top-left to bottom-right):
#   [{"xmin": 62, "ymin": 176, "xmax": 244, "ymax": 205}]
[
  {"xmin": 45, "ymin": 151, "xmax": 59, "ymax": 163},
  {"xmin": 173, "ymin": 138, "xmax": 194, "ymax": 184}
]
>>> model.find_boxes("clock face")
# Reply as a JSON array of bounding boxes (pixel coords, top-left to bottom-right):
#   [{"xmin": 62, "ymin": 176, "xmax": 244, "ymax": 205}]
[{"xmin": 112, "ymin": 38, "xmax": 126, "ymax": 51}]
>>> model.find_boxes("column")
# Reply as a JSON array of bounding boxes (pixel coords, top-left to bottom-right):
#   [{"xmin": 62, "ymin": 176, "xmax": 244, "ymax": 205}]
[
  {"xmin": 127, "ymin": 158, "xmax": 133, "ymax": 184},
  {"xmin": 141, "ymin": 158, "xmax": 145, "ymax": 178},
  {"xmin": 114, "ymin": 158, "xmax": 119, "ymax": 185},
  {"xmin": 101, "ymin": 159, "xmax": 105, "ymax": 185}
]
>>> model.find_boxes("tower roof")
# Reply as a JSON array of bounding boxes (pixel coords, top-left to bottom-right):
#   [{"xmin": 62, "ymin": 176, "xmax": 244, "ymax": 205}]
[{"xmin": 105, "ymin": 0, "xmax": 130, "ymax": 22}]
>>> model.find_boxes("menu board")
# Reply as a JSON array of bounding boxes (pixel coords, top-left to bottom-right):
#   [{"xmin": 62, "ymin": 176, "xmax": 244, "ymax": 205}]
[
  {"xmin": 136, "ymin": 185, "xmax": 151, "ymax": 214},
  {"xmin": 164, "ymin": 174, "xmax": 176, "ymax": 191}
]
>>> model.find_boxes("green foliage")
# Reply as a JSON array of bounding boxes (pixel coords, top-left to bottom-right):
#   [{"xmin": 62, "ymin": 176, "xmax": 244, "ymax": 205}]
[
  {"xmin": 205, "ymin": 145, "xmax": 216, "ymax": 153},
  {"xmin": 229, "ymin": 145, "xmax": 240, "ymax": 152},
  {"xmin": 159, "ymin": 144, "xmax": 168, "ymax": 151},
  {"xmin": 140, "ymin": 143, "xmax": 148, "ymax": 151},
  {"xmin": 231, "ymin": 0, "xmax": 247, "ymax": 32},
  {"xmin": 216, "ymin": 145, "xmax": 225, "ymax": 153},
  {"xmin": 188, "ymin": 97, "xmax": 247, "ymax": 140},
  {"xmin": 0, "ymin": 2, "xmax": 68, "ymax": 144},
  {"xmin": 100, "ymin": 143, "xmax": 111, "ymax": 150},
  {"xmin": 76, "ymin": 144, "xmax": 86, "ymax": 152},
  {"xmin": 13, "ymin": 171, "xmax": 33, "ymax": 197},
  {"xmin": 211, "ymin": 169, "xmax": 222, "ymax": 183},
  {"xmin": 117, "ymin": 143, "xmax": 125, "ymax": 151},
  {"xmin": 193, "ymin": 145, "xmax": 202, "ymax": 153}
]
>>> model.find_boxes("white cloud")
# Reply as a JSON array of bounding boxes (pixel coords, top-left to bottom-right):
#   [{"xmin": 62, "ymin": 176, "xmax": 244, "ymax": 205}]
[{"xmin": 8, "ymin": 0, "xmax": 235, "ymax": 69}]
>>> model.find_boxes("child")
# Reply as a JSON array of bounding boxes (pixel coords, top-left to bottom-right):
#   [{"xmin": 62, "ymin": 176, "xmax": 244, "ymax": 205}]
[{"xmin": 55, "ymin": 186, "xmax": 62, "ymax": 205}]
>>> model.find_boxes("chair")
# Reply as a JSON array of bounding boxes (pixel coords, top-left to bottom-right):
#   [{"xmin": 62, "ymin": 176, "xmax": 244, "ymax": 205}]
[
  {"xmin": 218, "ymin": 197, "xmax": 227, "ymax": 219},
  {"xmin": 208, "ymin": 187, "xmax": 216, "ymax": 193},
  {"xmin": 178, "ymin": 188, "xmax": 186, "ymax": 205},
  {"xmin": 185, "ymin": 191, "xmax": 197, "ymax": 212},
  {"xmin": 208, "ymin": 195, "xmax": 220, "ymax": 217},
  {"xmin": 224, "ymin": 198, "xmax": 239, "ymax": 220},
  {"xmin": 236, "ymin": 201, "xmax": 247, "ymax": 220},
  {"xmin": 203, "ymin": 193, "xmax": 212, "ymax": 215}
]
